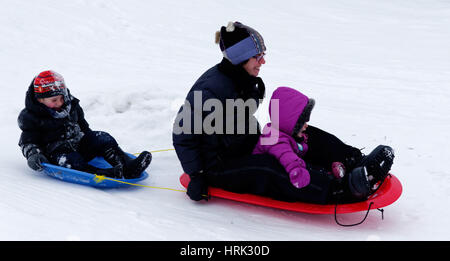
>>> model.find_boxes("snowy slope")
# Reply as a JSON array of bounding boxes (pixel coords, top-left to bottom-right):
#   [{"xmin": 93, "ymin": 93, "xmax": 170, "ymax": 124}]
[{"xmin": 1, "ymin": 0, "xmax": 450, "ymax": 240}]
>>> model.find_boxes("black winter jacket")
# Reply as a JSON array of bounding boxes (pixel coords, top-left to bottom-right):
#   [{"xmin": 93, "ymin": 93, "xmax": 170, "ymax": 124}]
[
  {"xmin": 18, "ymin": 81, "xmax": 91, "ymax": 159},
  {"xmin": 173, "ymin": 58, "xmax": 265, "ymax": 175}
]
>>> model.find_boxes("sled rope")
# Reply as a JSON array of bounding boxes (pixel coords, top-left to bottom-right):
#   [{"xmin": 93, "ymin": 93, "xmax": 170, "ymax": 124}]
[
  {"xmin": 334, "ymin": 202, "xmax": 385, "ymax": 227},
  {"xmin": 332, "ymin": 174, "xmax": 392, "ymax": 226},
  {"xmin": 93, "ymin": 174, "xmax": 187, "ymax": 192},
  {"xmin": 334, "ymin": 202, "xmax": 374, "ymax": 227},
  {"xmin": 93, "ymin": 148, "xmax": 185, "ymax": 192},
  {"xmin": 93, "ymin": 174, "xmax": 211, "ymax": 199},
  {"xmin": 133, "ymin": 148, "xmax": 175, "ymax": 156},
  {"xmin": 93, "ymin": 148, "xmax": 205, "ymax": 197}
]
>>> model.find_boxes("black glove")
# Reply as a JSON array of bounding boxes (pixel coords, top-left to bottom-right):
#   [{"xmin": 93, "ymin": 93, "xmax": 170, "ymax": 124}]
[
  {"xmin": 27, "ymin": 153, "xmax": 49, "ymax": 171},
  {"xmin": 187, "ymin": 171, "xmax": 210, "ymax": 201}
]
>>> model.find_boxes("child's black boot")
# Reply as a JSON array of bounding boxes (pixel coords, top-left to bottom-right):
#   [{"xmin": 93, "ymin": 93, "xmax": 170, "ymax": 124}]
[
  {"xmin": 103, "ymin": 147, "xmax": 152, "ymax": 179},
  {"xmin": 358, "ymin": 145, "xmax": 394, "ymax": 191},
  {"xmin": 103, "ymin": 147, "xmax": 125, "ymax": 178},
  {"xmin": 123, "ymin": 151, "xmax": 152, "ymax": 179}
]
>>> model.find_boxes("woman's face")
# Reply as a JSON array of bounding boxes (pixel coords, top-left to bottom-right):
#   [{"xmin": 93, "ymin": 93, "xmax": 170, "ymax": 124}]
[{"xmin": 243, "ymin": 53, "xmax": 266, "ymax": 77}]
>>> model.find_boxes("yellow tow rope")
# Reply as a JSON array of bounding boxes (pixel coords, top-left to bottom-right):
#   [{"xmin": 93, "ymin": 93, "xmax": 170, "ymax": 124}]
[
  {"xmin": 95, "ymin": 148, "xmax": 187, "ymax": 193},
  {"xmin": 93, "ymin": 174, "xmax": 187, "ymax": 192},
  {"xmin": 132, "ymin": 148, "xmax": 175, "ymax": 156}
]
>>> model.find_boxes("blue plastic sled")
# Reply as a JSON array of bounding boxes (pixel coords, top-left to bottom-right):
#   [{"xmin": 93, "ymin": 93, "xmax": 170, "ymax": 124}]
[{"xmin": 42, "ymin": 154, "xmax": 149, "ymax": 188}]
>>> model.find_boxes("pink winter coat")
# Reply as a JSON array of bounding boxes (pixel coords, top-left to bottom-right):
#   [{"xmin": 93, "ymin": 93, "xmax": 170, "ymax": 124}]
[{"xmin": 253, "ymin": 87, "xmax": 315, "ymax": 189}]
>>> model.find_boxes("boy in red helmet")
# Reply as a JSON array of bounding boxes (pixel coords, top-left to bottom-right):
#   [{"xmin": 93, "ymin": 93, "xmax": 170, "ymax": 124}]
[{"xmin": 18, "ymin": 70, "xmax": 152, "ymax": 179}]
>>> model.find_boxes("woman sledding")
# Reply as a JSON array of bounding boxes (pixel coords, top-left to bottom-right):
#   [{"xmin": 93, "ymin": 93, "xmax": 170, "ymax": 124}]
[{"xmin": 172, "ymin": 21, "xmax": 395, "ymax": 204}]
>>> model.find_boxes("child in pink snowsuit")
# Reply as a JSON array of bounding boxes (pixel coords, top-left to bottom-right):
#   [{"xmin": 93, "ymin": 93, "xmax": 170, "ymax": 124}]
[{"xmin": 253, "ymin": 86, "xmax": 343, "ymax": 189}]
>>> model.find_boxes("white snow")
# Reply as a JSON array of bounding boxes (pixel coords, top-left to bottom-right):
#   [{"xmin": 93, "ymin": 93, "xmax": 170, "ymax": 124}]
[{"xmin": 1, "ymin": 0, "xmax": 450, "ymax": 241}]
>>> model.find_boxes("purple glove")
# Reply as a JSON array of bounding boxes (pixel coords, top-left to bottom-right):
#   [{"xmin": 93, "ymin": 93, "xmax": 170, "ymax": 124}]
[{"xmin": 289, "ymin": 168, "xmax": 310, "ymax": 189}]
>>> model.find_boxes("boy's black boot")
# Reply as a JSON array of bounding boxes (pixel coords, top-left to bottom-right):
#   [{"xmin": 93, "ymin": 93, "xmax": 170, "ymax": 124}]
[
  {"xmin": 347, "ymin": 166, "xmax": 371, "ymax": 200},
  {"xmin": 104, "ymin": 146, "xmax": 152, "ymax": 179},
  {"xmin": 103, "ymin": 147, "xmax": 125, "ymax": 178},
  {"xmin": 358, "ymin": 145, "xmax": 395, "ymax": 191},
  {"xmin": 123, "ymin": 151, "xmax": 152, "ymax": 179}
]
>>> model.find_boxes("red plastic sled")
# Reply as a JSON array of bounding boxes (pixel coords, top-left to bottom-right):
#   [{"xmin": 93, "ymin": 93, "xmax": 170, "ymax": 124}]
[{"xmin": 180, "ymin": 173, "xmax": 402, "ymax": 214}]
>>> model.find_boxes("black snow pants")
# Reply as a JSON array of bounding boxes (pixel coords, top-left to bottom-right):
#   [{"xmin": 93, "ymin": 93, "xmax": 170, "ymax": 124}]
[
  {"xmin": 48, "ymin": 131, "xmax": 118, "ymax": 172},
  {"xmin": 206, "ymin": 125, "xmax": 362, "ymax": 204}
]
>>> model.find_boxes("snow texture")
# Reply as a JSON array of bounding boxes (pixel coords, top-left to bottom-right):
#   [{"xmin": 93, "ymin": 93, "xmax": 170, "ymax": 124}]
[{"xmin": 1, "ymin": 0, "xmax": 450, "ymax": 240}]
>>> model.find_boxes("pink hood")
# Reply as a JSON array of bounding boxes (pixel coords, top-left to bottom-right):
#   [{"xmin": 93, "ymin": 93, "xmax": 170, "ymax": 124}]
[{"xmin": 269, "ymin": 86, "xmax": 314, "ymax": 136}]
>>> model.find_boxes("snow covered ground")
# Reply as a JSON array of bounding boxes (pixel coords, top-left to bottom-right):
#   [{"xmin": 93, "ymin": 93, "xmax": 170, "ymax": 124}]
[{"xmin": 1, "ymin": 0, "xmax": 450, "ymax": 241}]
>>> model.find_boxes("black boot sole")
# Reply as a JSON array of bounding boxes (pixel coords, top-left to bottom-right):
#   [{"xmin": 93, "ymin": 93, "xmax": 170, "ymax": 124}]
[
  {"xmin": 348, "ymin": 166, "xmax": 371, "ymax": 199},
  {"xmin": 360, "ymin": 145, "xmax": 394, "ymax": 188},
  {"xmin": 125, "ymin": 152, "xmax": 152, "ymax": 179}
]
